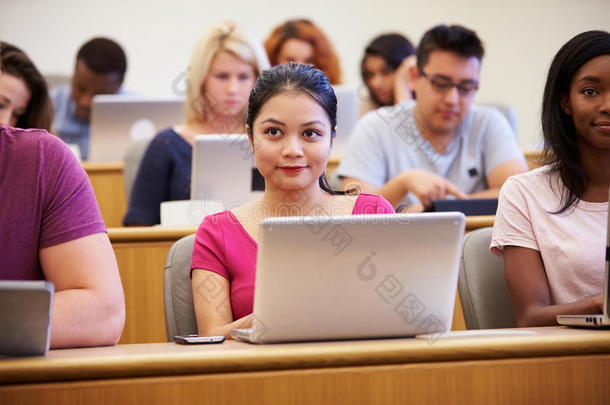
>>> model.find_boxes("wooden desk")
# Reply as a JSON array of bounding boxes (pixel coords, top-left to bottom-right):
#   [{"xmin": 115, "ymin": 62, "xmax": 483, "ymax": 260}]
[
  {"xmin": 111, "ymin": 216, "xmax": 493, "ymax": 344},
  {"xmin": 1, "ymin": 327, "xmax": 609, "ymax": 404},
  {"xmin": 83, "ymin": 162, "xmax": 127, "ymax": 228},
  {"xmin": 110, "ymin": 227, "xmax": 197, "ymax": 344},
  {"xmin": 524, "ymin": 149, "xmax": 543, "ymax": 169},
  {"xmin": 84, "ymin": 151, "xmax": 540, "ymax": 229}
]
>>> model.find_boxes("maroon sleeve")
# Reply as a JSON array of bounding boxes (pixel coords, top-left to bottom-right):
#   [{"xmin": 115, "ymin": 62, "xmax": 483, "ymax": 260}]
[{"xmin": 39, "ymin": 134, "xmax": 106, "ymax": 248}]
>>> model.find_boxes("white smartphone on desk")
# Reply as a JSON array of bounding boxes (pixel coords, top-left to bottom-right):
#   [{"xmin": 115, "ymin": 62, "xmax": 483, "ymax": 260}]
[{"xmin": 174, "ymin": 335, "xmax": 225, "ymax": 344}]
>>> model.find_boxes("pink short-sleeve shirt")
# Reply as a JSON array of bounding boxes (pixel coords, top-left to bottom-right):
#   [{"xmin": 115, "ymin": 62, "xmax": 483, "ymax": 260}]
[
  {"xmin": 191, "ymin": 193, "xmax": 395, "ymax": 320},
  {"xmin": 491, "ymin": 166, "xmax": 608, "ymax": 305}
]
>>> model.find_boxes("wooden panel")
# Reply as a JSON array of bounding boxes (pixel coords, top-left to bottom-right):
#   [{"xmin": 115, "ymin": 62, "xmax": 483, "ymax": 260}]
[
  {"xmin": 83, "ymin": 162, "xmax": 126, "ymax": 228},
  {"xmin": 113, "ymin": 241, "xmax": 174, "ymax": 344},
  {"xmin": 109, "ymin": 223, "xmax": 467, "ymax": 344},
  {"xmin": 524, "ymin": 150, "xmax": 543, "ymax": 170},
  {"xmin": 1, "ymin": 354, "xmax": 608, "ymax": 405}
]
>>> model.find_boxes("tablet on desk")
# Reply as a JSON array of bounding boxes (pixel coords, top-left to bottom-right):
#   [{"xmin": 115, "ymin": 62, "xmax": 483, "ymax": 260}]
[
  {"xmin": 424, "ymin": 198, "xmax": 498, "ymax": 216},
  {"xmin": 0, "ymin": 280, "xmax": 54, "ymax": 356}
]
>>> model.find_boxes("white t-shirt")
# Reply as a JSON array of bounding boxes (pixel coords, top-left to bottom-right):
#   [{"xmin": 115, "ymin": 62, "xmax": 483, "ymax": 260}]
[
  {"xmin": 336, "ymin": 101, "xmax": 524, "ymax": 207},
  {"xmin": 491, "ymin": 166, "xmax": 608, "ymax": 305}
]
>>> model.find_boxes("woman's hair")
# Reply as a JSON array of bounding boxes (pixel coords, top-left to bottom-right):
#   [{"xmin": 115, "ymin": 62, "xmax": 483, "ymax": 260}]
[
  {"xmin": 246, "ymin": 63, "xmax": 347, "ymax": 195},
  {"xmin": 184, "ymin": 21, "xmax": 270, "ymax": 123},
  {"xmin": 361, "ymin": 33, "xmax": 416, "ymax": 106},
  {"xmin": 0, "ymin": 42, "xmax": 53, "ymax": 130},
  {"xmin": 264, "ymin": 19, "xmax": 342, "ymax": 85},
  {"xmin": 541, "ymin": 30, "xmax": 610, "ymax": 213}
]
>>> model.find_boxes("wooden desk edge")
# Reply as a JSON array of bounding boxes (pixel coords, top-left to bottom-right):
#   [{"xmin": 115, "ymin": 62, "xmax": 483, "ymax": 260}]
[
  {"xmin": 2, "ymin": 328, "xmax": 609, "ymax": 385},
  {"xmin": 465, "ymin": 215, "xmax": 494, "ymax": 230},
  {"xmin": 82, "ymin": 161, "xmax": 124, "ymax": 172},
  {"xmin": 108, "ymin": 215, "xmax": 492, "ymax": 243},
  {"xmin": 109, "ymin": 227, "xmax": 198, "ymax": 243}
]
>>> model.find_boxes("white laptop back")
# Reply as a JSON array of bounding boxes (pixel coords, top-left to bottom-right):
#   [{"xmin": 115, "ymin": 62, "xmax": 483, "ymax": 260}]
[
  {"xmin": 190, "ymin": 134, "xmax": 264, "ymax": 207},
  {"xmin": 236, "ymin": 212, "xmax": 465, "ymax": 343},
  {"xmin": 331, "ymin": 85, "xmax": 358, "ymax": 156},
  {"xmin": 89, "ymin": 95, "xmax": 184, "ymax": 161},
  {"xmin": 0, "ymin": 281, "xmax": 54, "ymax": 356}
]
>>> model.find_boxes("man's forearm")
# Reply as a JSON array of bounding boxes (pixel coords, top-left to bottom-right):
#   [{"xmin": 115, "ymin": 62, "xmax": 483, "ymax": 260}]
[{"xmin": 50, "ymin": 289, "xmax": 125, "ymax": 348}]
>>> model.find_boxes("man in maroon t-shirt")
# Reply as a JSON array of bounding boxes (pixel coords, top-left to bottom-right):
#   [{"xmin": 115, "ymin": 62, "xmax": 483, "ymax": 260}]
[{"xmin": 0, "ymin": 126, "xmax": 125, "ymax": 348}]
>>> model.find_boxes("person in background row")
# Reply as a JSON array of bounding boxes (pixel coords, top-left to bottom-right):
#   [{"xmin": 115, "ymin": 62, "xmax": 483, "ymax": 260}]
[
  {"xmin": 123, "ymin": 21, "xmax": 269, "ymax": 226},
  {"xmin": 191, "ymin": 63, "xmax": 394, "ymax": 339},
  {"xmin": 0, "ymin": 41, "xmax": 53, "ymax": 130},
  {"xmin": 491, "ymin": 30, "xmax": 610, "ymax": 326},
  {"xmin": 338, "ymin": 24, "xmax": 527, "ymax": 211},
  {"xmin": 51, "ymin": 37, "xmax": 127, "ymax": 160},
  {"xmin": 1, "ymin": 56, "xmax": 125, "ymax": 346},
  {"xmin": 359, "ymin": 33, "xmax": 417, "ymax": 116},
  {"xmin": 264, "ymin": 19, "xmax": 341, "ymax": 84}
]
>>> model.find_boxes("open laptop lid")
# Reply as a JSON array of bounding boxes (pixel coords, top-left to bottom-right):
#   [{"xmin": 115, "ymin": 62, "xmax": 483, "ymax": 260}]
[
  {"xmin": 0, "ymin": 281, "xmax": 54, "ymax": 356},
  {"xmin": 330, "ymin": 85, "xmax": 358, "ymax": 156},
  {"xmin": 89, "ymin": 94, "xmax": 184, "ymax": 161},
  {"xmin": 190, "ymin": 134, "xmax": 263, "ymax": 207},
  {"xmin": 248, "ymin": 212, "xmax": 465, "ymax": 343}
]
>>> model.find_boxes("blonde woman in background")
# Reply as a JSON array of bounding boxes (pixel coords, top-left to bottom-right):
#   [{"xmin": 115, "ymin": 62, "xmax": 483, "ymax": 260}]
[{"xmin": 124, "ymin": 21, "xmax": 270, "ymax": 226}]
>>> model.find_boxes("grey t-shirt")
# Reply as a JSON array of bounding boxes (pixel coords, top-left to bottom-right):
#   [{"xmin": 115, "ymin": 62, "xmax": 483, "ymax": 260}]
[{"xmin": 336, "ymin": 102, "xmax": 525, "ymax": 207}]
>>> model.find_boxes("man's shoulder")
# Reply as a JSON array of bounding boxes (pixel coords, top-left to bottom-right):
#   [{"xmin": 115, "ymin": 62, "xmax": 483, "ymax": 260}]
[
  {"xmin": 465, "ymin": 104, "xmax": 514, "ymax": 127},
  {"xmin": 1, "ymin": 126, "xmax": 60, "ymax": 152}
]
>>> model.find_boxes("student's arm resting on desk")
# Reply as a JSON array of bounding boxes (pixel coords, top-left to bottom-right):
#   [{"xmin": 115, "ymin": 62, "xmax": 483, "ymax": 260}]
[
  {"xmin": 503, "ymin": 246, "xmax": 602, "ymax": 327},
  {"xmin": 469, "ymin": 159, "xmax": 529, "ymax": 199},
  {"xmin": 474, "ymin": 107, "xmax": 529, "ymax": 198},
  {"xmin": 191, "ymin": 269, "xmax": 252, "ymax": 338},
  {"xmin": 40, "ymin": 233, "xmax": 125, "ymax": 348},
  {"xmin": 342, "ymin": 170, "xmax": 467, "ymax": 209},
  {"xmin": 393, "ymin": 55, "xmax": 416, "ymax": 104},
  {"xmin": 492, "ymin": 175, "xmax": 602, "ymax": 327}
]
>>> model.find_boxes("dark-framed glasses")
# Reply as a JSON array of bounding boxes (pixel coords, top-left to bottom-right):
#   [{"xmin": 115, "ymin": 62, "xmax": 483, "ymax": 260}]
[{"xmin": 419, "ymin": 70, "xmax": 479, "ymax": 96}]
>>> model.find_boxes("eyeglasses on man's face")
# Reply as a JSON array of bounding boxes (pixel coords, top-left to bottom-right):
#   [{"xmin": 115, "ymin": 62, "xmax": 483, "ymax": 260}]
[{"xmin": 419, "ymin": 70, "xmax": 479, "ymax": 96}]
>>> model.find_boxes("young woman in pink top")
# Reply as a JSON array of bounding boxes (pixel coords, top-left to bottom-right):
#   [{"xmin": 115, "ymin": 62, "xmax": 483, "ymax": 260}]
[
  {"xmin": 191, "ymin": 63, "xmax": 394, "ymax": 338},
  {"xmin": 491, "ymin": 31, "xmax": 610, "ymax": 326}
]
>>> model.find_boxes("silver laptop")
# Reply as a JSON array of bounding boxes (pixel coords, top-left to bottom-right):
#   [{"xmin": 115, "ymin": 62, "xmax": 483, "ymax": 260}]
[
  {"xmin": 331, "ymin": 85, "xmax": 358, "ymax": 156},
  {"xmin": 0, "ymin": 281, "xmax": 54, "ymax": 356},
  {"xmin": 89, "ymin": 94, "xmax": 184, "ymax": 161},
  {"xmin": 191, "ymin": 134, "xmax": 264, "ymax": 207},
  {"xmin": 232, "ymin": 212, "xmax": 465, "ymax": 343},
  {"xmin": 557, "ymin": 189, "xmax": 610, "ymax": 328}
]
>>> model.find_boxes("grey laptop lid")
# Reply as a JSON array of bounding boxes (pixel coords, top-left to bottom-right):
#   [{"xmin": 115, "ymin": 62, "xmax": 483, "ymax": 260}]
[
  {"xmin": 190, "ymin": 134, "xmax": 264, "ymax": 207},
  {"xmin": 245, "ymin": 212, "xmax": 465, "ymax": 343},
  {"xmin": 0, "ymin": 281, "xmax": 54, "ymax": 356},
  {"xmin": 331, "ymin": 85, "xmax": 358, "ymax": 156},
  {"xmin": 89, "ymin": 95, "xmax": 184, "ymax": 161}
]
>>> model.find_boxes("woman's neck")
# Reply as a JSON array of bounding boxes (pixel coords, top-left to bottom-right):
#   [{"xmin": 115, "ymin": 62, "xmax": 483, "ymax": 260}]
[
  {"xmin": 261, "ymin": 184, "xmax": 330, "ymax": 217},
  {"xmin": 578, "ymin": 139, "xmax": 610, "ymax": 202}
]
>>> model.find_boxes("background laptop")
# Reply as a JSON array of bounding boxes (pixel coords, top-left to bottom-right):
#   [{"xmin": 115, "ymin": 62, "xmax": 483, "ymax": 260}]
[
  {"xmin": 89, "ymin": 94, "xmax": 184, "ymax": 161},
  {"xmin": 331, "ymin": 85, "xmax": 358, "ymax": 157},
  {"xmin": 233, "ymin": 212, "xmax": 465, "ymax": 343},
  {"xmin": 557, "ymin": 189, "xmax": 610, "ymax": 328},
  {"xmin": 191, "ymin": 134, "xmax": 264, "ymax": 207},
  {"xmin": 424, "ymin": 198, "xmax": 498, "ymax": 216},
  {"xmin": 0, "ymin": 281, "xmax": 54, "ymax": 356}
]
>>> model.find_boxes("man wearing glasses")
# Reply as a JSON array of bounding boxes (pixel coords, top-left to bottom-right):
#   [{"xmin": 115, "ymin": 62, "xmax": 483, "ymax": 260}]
[{"xmin": 337, "ymin": 24, "xmax": 527, "ymax": 211}]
